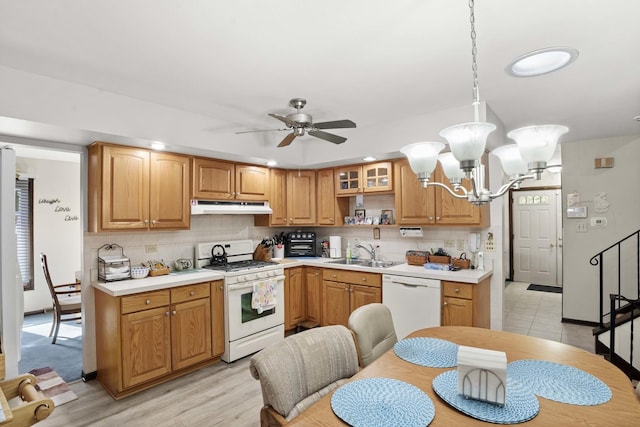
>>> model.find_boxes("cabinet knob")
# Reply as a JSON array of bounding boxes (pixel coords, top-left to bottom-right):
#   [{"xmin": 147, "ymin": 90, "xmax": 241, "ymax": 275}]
[
  {"xmin": 315, "ymin": 272, "xmax": 319, "ymax": 276},
  {"xmin": 172, "ymin": 310, "xmax": 177, "ymax": 316},
  {"xmin": 144, "ymin": 219, "xmax": 149, "ymax": 225},
  {"xmin": 145, "ymin": 299, "xmax": 151, "ymax": 305},
  {"xmin": 361, "ymin": 277, "xmax": 367, "ymax": 281},
  {"xmin": 151, "ymin": 219, "xmax": 157, "ymax": 225},
  {"xmin": 190, "ymin": 290, "xmax": 195, "ymax": 296},
  {"xmin": 429, "ymin": 216, "xmax": 434, "ymax": 221},
  {"xmin": 344, "ymin": 287, "xmax": 348, "ymax": 291},
  {"xmin": 165, "ymin": 311, "xmax": 170, "ymax": 316},
  {"xmin": 220, "ymin": 285, "xmax": 224, "ymax": 290},
  {"xmin": 436, "ymin": 216, "xmax": 440, "ymax": 221},
  {"xmin": 443, "ymin": 301, "xmax": 448, "ymax": 306},
  {"xmin": 455, "ymin": 288, "xmax": 460, "ymax": 293},
  {"xmin": 332, "ymin": 274, "xmax": 337, "ymax": 278}
]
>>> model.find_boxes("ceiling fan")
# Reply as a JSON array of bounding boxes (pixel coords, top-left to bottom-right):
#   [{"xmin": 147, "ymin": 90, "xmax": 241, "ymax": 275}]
[{"xmin": 236, "ymin": 98, "xmax": 356, "ymax": 147}]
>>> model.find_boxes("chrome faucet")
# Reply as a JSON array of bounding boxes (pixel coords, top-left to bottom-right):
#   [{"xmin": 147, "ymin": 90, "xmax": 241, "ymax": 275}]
[{"xmin": 356, "ymin": 243, "xmax": 377, "ymax": 261}]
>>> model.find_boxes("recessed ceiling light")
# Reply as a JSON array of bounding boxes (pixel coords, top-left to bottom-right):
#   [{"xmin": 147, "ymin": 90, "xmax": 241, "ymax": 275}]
[
  {"xmin": 266, "ymin": 160, "xmax": 277, "ymax": 167},
  {"xmin": 150, "ymin": 142, "xmax": 166, "ymax": 150},
  {"xmin": 363, "ymin": 156, "xmax": 377, "ymax": 162},
  {"xmin": 506, "ymin": 47, "xmax": 579, "ymax": 78}
]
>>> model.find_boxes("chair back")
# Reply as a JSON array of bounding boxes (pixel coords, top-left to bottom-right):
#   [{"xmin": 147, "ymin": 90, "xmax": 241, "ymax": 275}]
[
  {"xmin": 250, "ymin": 325, "xmax": 359, "ymax": 422},
  {"xmin": 348, "ymin": 303, "xmax": 398, "ymax": 367},
  {"xmin": 40, "ymin": 253, "xmax": 60, "ymax": 306}
]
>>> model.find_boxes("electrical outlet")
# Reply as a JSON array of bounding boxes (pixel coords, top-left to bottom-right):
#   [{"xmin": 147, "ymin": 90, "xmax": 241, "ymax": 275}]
[
  {"xmin": 456, "ymin": 239, "xmax": 465, "ymax": 251},
  {"xmin": 444, "ymin": 239, "xmax": 455, "ymax": 248},
  {"xmin": 484, "ymin": 240, "xmax": 495, "ymax": 252},
  {"xmin": 145, "ymin": 244, "xmax": 158, "ymax": 253},
  {"xmin": 576, "ymin": 222, "xmax": 588, "ymax": 233}
]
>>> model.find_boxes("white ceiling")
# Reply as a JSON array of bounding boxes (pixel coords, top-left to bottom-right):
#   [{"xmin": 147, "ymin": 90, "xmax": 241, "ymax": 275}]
[{"xmin": 0, "ymin": 0, "xmax": 638, "ymax": 167}]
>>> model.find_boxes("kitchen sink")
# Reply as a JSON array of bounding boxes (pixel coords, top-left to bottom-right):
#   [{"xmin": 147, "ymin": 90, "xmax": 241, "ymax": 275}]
[{"xmin": 326, "ymin": 259, "xmax": 402, "ymax": 268}]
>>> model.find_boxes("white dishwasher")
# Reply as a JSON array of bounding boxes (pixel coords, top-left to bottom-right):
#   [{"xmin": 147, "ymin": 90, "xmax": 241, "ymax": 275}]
[{"xmin": 382, "ymin": 274, "xmax": 441, "ymax": 340}]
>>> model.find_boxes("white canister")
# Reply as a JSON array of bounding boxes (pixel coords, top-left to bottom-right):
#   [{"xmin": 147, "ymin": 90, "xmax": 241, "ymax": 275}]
[
  {"xmin": 273, "ymin": 244, "xmax": 285, "ymax": 259},
  {"xmin": 329, "ymin": 236, "xmax": 342, "ymax": 258}
]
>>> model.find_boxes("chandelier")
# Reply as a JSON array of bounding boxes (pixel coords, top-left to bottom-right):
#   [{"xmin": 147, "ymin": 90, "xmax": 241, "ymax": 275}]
[{"xmin": 400, "ymin": 0, "xmax": 568, "ymax": 205}]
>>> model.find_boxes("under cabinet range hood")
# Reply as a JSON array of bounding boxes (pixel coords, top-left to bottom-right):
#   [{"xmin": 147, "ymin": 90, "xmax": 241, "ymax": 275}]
[{"xmin": 191, "ymin": 200, "xmax": 273, "ymax": 215}]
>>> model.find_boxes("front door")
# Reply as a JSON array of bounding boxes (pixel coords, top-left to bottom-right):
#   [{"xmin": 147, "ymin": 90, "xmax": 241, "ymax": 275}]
[{"xmin": 512, "ymin": 189, "xmax": 562, "ymax": 286}]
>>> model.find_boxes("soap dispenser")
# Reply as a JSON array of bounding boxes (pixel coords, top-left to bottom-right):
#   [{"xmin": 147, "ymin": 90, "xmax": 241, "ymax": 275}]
[{"xmin": 346, "ymin": 241, "xmax": 352, "ymax": 260}]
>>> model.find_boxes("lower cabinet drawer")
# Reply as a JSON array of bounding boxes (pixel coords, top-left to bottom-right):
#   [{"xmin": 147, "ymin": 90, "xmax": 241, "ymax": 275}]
[
  {"xmin": 171, "ymin": 282, "xmax": 210, "ymax": 304},
  {"xmin": 442, "ymin": 281, "xmax": 473, "ymax": 299},
  {"xmin": 121, "ymin": 290, "xmax": 170, "ymax": 314}
]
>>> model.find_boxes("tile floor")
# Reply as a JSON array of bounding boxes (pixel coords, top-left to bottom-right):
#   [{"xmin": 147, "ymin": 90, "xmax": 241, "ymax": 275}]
[{"xmin": 503, "ymin": 281, "xmax": 595, "ymax": 353}]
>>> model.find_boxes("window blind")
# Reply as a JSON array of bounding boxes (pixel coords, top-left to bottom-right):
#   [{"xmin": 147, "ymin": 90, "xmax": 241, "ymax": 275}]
[{"xmin": 16, "ymin": 178, "xmax": 34, "ymax": 290}]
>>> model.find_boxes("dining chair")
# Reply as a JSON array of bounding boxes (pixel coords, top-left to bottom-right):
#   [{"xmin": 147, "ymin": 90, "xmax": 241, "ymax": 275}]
[
  {"xmin": 249, "ymin": 325, "xmax": 359, "ymax": 426},
  {"xmin": 348, "ymin": 303, "xmax": 398, "ymax": 367},
  {"xmin": 39, "ymin": 253, "xmax": 82, "ymax": 344}
]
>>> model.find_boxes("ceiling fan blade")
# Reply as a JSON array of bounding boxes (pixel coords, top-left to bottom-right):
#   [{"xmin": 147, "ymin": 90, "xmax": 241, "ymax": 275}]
[
  {"xmin": 313, "ymin": 119, "xmax": 356, "ymax": 130},
  {"xmin": 268, "ymin": 113, "xmax": 298, "ymax": 128},
  {"xmin": 308, "ymin": 130, "xmax": 347, "ymax": 144},
  {"xmin": 235, "ymin": 128, "xmax": 286, "ymax": 134},
  {"xmin": 277, "ymin": 133, "xmax": 297, "ymax": 147}
]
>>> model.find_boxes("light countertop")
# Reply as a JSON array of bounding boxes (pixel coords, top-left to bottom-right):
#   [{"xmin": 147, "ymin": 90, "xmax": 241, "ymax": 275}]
[
  {"xmin": 277, "ymin": 257, "xmax": 493, "ymax": 283},
  {"xmin": 92, "ymin": 258, "xmax": 492, "ymax": 297},
  {"xmin": 93, "ymin": 269, "xmax": 224, "ymax": 297}
]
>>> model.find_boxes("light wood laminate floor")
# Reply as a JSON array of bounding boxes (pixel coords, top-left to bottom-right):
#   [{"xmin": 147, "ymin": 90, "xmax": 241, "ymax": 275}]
[{"xmin": 39, "ymin": 282, "xmax": 595, "ymax": 426}]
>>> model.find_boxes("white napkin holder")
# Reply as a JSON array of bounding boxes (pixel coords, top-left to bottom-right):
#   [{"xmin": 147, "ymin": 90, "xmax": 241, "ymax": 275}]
[{"xmin": 457, "ymin": 345, "xmax": 507, "ymax": 406}]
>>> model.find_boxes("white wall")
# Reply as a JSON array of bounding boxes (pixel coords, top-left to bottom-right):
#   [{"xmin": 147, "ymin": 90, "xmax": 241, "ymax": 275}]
[
  {"xmin": 562, "ymin": 135, "xmax": 640, "ymax": 322},
  {"xmin": 18, "ymin": 156, "xmax": 82, "ymax": 313}
]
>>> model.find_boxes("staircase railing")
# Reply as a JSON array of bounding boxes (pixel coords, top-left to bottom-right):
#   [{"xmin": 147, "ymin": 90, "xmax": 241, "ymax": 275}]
[
  {"xmin": 590, "ymin": 228, "xmax": 640, "ymax": 327},
  {"xmin": 608, "ymin": 294, "xmax": 640, "ymax": 380}
]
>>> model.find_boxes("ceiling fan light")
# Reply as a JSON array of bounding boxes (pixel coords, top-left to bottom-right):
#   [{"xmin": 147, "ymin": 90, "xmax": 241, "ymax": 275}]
[
  {"xmin": 439, "ymin": 122, "xmax": 496, "ymax": 170},
  {"xmin": 438, "ymin": 152, "xmax": 465, "ymax": 180},
  {"xmin": 400, "ymin": 142, "xmax": 445, "ymax": 179},
  {"xmin": 492, "ymin": 144, "xmax": 529, "ymax": 176},
  {"xmin": 507, "ymin": 125, "xmax": 568, "ymax": 167}
]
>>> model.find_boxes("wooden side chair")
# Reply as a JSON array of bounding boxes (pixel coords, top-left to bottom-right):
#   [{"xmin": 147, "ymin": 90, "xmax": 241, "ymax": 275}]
[{"xmin": 39, "ymin": 253, "xmax": 82, "ymax": 344}]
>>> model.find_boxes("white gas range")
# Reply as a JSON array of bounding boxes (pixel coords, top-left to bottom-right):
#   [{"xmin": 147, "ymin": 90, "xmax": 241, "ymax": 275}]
[{"xmin": 196, "ymin": 240, "xmax": 284, "ymax": 362}]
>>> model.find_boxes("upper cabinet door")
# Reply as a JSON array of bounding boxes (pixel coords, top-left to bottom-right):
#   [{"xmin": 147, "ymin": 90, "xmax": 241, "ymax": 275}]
[
  {"xmin": 317, "ymin": 168, "xmax": 336, "ymax": 225},
  {"xmin": 363, "ymin": 162, "xmax": 393, "ymax": 193},
  {"xmin": 192, "ymin": 158, "xmax": 235, "ymax": 199},
  {"xmin": 287, "ymin": 170, "xmax": 316, "ymax": 225},
  {"xmin": 149, "ymin": 152, "xmax": 190, "ymax": 229},
  {"xmin": 101, "ymin": 145, "xmax": 150, "ymax": 230},
  {"xmin": 335, "ymin": 166, "xmax": 362, "ymax": 196},
  {"xmin": 394, "ymin": 159, "xmax": 435, "ymax": 225},
  {"xmin": 235, "ymin": 165, "xmax": 269, "ymax": 200}
]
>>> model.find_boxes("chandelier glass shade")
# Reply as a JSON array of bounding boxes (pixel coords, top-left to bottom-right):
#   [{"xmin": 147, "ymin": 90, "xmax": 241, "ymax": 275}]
[{"xmin": 400, "ymin": 0, "xmax": 568, "ymax": 205}]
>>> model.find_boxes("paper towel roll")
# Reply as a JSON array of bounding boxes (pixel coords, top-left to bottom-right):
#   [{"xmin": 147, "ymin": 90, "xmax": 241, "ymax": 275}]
[{"xmin": 329, "ymin": 236, "xmax": 342, "ymax": 258}]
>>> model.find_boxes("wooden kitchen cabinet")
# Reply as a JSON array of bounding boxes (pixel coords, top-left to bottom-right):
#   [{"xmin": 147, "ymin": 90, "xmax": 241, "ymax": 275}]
[
  {"xmin": 304, "ymin": 267, "xmax": 322, "ymax": 324},
  {"xmin": 335, "ymin": 162, "xmax": 393, "ymax": 196},
  {"xmin": 441, "ymin": 277, "xmax": 491, "ymax": 328},
  {"xmin": 285, "ymin": 267, "xmax": 306, "ymax": 331},
  {"xmin": 316, "ymin": 168, "xmax": 348, "ymax": 226},
  {"xmin": 192, "ymin": 157, "xmax": 269, "ymax": 201},
  {"xmin": 96, "ymin": 282, "xmax": 215, "ymax": 399},
  {"xmin": 255, "ymin": 169, "xmax": 317, "ymax": 226},
  {"xmin": 394, "ymin": 158, "xmax": 489, "ymax": 226},
  {"xmin": 321, "ymin": 268, "xmax": 382, "ymax": 327},
  {"xmin": 211, "ymin": 280, "xmax": 225, "ymax": 357},
  {"xmin": 88, "ymin": 142, "xmax": 190, "ymax": 232}
]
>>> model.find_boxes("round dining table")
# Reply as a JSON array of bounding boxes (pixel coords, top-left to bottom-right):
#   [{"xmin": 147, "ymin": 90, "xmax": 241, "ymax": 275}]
[{"xmin": 287, "ymin": 326, "xmax": 640, "ymax": 426}]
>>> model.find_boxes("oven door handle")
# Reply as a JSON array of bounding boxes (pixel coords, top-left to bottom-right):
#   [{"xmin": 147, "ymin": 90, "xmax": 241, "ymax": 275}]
[{"xmin": 227, "ymin": 276, "xmax": 285, "ymax": 291}]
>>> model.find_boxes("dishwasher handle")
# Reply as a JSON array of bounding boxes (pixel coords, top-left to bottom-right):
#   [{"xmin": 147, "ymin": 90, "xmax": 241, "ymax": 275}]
[{"xmin": 390, "ymin": 280, "xmax": 420, "ymax": 288}]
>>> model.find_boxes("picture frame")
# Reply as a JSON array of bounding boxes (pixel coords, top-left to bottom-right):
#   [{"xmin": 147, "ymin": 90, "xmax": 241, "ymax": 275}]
[
  {"xmin": 381, "ymin": 209, "xmax": 394, "ymax": 225},
  {"xmin": 355, "ymin": 209, "xmax": 366, "ymax": 219}
]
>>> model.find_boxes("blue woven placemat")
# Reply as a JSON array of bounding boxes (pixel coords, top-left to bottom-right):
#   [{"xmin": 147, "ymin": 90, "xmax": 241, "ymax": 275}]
[
  {"xmin": 432, "ymin": 370, "xmax": 539, "ymax": 424},
  {"xmin": 331, "ymin": 377, "xmax": 435, "ymax": 427},
  {"xmin": 394, "ymin": 337, "xmax": 458, "ymax": 368},
  {"xmin": 507, "ymin": 359, "xmax": 612, "ymax": 405}
]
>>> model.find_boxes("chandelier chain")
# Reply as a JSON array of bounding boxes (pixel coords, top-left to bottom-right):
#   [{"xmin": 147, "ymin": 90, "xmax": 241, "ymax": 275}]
[{"xmin": 469, "ymin": 0, "xmax": 479, "ymax": 105}]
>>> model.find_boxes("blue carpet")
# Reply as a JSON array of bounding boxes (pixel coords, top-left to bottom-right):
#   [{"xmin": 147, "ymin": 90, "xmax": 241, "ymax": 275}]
[{"xmin": 19, "ymin": 312, "xmax": 82, "ymax": 383}]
